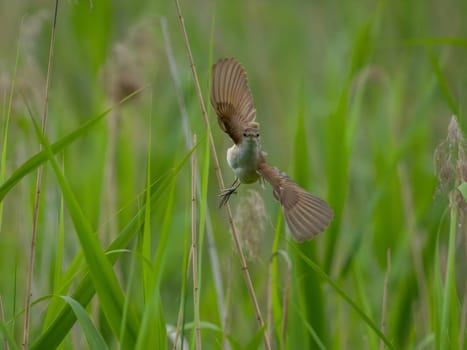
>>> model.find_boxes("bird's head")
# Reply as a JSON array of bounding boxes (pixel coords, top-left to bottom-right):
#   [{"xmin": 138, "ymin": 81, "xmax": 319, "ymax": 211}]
[{"xmin": 242, "ymin": 127, "xmax": 260, "ymax": 144}]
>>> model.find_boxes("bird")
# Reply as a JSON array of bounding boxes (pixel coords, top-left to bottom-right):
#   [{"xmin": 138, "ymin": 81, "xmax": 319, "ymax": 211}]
[{"xmin": 210, "ymin": 57, "xmax": 333, "ymax": 242}]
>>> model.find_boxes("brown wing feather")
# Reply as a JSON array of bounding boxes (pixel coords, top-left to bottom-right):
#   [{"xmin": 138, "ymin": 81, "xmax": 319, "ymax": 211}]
[
  {"xmin": 211, "ymin": 58, "xmax": 256, "ymax": 144},
  {"xmin": 257, "ymin": 161, "xmax": 333, "ymax": 241}
]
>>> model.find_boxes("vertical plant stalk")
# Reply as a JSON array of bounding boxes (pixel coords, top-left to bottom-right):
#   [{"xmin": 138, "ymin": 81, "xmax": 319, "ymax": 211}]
[
  {"xmin": 221, "ymin": 254, "xmax": 233, "ymax": 349},
  {"xmin": 379, "ymin": 249, "xmax": 391, "ymax": 350},
  {"xmin": 266, "ymin": 261, "xmax": 273, "ymax": 344},
  {"xmin": 173, "ymin": 1, "xmax": 270, "ymax": 349},
  {"xmin": 440, "ymin": 191, "xmax": 458, "ymax": 346},
  {"xmin": 191, "ymin": 134, "xmax": 201, "ymax": 349},
  {"xmin": 460, "ymin": 288, "xmax": 466, "ymax": 348},
  {"xmin": 280, "ymin": 252, "xmax": 291, "ymax": 347},
  {"xmin": 267, "ymin": 250, "xmax": 291, "ymax": 348},
  {"xmin": 160, "ymin": 19, "xmax": 228, "ymax": 342},
  {"xmin": 173, "ymin": 247, "xmax": 192, "ymax": 350},
  {"xmin": 398, "ymin": 160, "xmax": 429, "ymax": 333},
  {"xmin": 434, "ymin": 115, "xmax": 464, "ymax": 348},
  {"xmin": 0, "ymin": 296, "xmax": 8, "ymax": 350},
  {"xmin": 101, "ymin": 108, "xmax": 119, "ymax": 243},
  {"xmin": 22, "ymin": 1, "xmax": 59, "ymax": 349},
  {"xmin": 0, "ymin": 17, "xmax": 22, "ymax": 232}
]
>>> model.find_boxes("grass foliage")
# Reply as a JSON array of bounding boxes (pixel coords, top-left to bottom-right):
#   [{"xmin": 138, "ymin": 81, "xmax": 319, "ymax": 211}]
[{"xmin": 0, "ymin": 0, "xmax": 466, "ymax": 349}]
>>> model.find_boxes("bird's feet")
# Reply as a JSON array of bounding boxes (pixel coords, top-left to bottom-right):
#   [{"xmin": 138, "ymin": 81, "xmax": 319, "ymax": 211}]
[{"xmin": 218, "ymin": 179, "xmax": 241, "ymax": 207}]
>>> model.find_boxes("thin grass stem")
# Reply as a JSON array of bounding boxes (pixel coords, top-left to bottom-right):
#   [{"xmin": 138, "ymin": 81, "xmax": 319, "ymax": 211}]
[
  {"xmin": 23, "ymin": 1, "xmax": 59, "ymax": 348},
  {"xmin": 173, "ymin": 2, "xmax": 270, "ymax": 349},
  {"xmin": 173, "ymin": 245, "xmax": 192, "ymax": 350},
  {"xmin": 0, "ymin": 296, "xmax": 8, "ymax": 350},
  {"xmin": 160, "ymin": 18, "xmax": 227, "ymax": 342},
  {"xmin": 380, "ymin": 249, "xmax": 391, "ymax": 350},
  {"xmin": 191, "ymin": 134, "xmax": 201, "ymax": 349}
]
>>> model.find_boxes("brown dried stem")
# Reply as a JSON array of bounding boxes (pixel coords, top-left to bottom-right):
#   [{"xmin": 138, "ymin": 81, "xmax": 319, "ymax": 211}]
[
  {"xmin": 160, "ymin": 18, "xmax": 228, "ymax": 340},
  {"xmin": 173, "ymin": 1, "xmax": 270, "ymax": 349},
  {"xmin": 191, "ymin": 134, "xmax": 201, "ymax": 349},
  {"xmin": 23, "ymin": 1, "xmax": 58, "ymax": 348}
]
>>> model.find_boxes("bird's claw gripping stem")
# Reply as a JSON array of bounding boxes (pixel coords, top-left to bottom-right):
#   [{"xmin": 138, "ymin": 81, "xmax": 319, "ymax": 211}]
[{"xmin": 218, "ymin": 179, "xmax": 241, "ymax": 207}]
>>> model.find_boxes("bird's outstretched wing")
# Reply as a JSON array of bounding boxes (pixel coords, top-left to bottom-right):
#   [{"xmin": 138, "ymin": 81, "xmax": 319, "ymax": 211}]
[
  {"xmin": 257, "ymin": 161, "xmax": 333, "ymax": 241},
  {"xmin": 211, "ymin": 58, "xmax": 257, "ymax": 144}
]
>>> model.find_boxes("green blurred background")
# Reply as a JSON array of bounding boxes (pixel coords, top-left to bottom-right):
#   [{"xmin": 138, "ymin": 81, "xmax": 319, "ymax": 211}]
[{"xmin": 0, "ymin": 0, "xmax": 466, "ymax": 349}]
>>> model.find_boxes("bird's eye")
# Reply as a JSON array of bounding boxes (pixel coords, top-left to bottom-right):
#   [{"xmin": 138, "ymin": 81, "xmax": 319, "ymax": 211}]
[
  {"xmin": 256, "ymin": 133, "xmax": 259, "ymax": 137},
  {"xmin": 243, "ymin": 133, "xmax": 247, "ymax": 137}
]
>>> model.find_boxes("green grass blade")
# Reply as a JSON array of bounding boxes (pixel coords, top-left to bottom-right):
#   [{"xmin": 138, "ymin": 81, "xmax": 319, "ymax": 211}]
[
  {"xmin": 0, "ymin": 319, "xmax": 18, "ymax": 350},
  {"xmin": 43, "ymin": 186, "xmax": 66, "ymax": 330},
  {"xmin": 135, "ymin": 183, "xmax": 175, "ymax": 349},
  {"xmin": 0, "ymin": 25, "xmax": 20, "ymax": 232},
  {"xmin": 429, "ymin": 51, "xmax": 459, "ymax": 115},
  {"xmin": 351, "ymin": 264, "xmax": 379, "ymax": 348},
  {"xmin": 244, "ymin": 324, "xmax": 266, "ymax": 350},
  {"xmin": 433, "ymin": 229, "xmax": 443, "ymax": 350},
  {"xmin": 294, "ymin": 301, "xmax": 326, "ymax": 350},
  {"xmin": 290, "ymin": 84, "xmax": 327, "ymax": 347},
  {"xmin": 458, "ymin": 182, "xmax": 467, "ymax": 200},
  {"xmin": 175, "ymin": 214, "xmax": 191, "ymax": 350},
  {"xmin": 135, "ymin": 286, "xmax": 168, "ymax": 350},
  {"xmin": 439, "ymin": 203, "xmax": 460, "ymax": 349},
  {"xmin": 59, "ymin": 296, "xmax": 109, "ymax": 350},
  {"xmin": 269, "ymin": 213, "xmax": 283, "ymax": 345},
  {"xmin": 142, "ymin": 113, "xmax": 153, "ymax": 300},
  {"xmin": 28, "ymin": 113, "xmax": 139, "ymax": 345},
  {"xmin": 0, "ymin": 88, "xmax": 144, "ymax": 202},
  {"xmin": 292, "ymin": 244, "xmax": 395, "ymax": 349},
  {"xmin": 324, "ymin": 16, "xmax": 375, "ymax": 273},
  {"xmin": 30, "ymin": 142, "xmax": 199, "ymax": 349}
]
